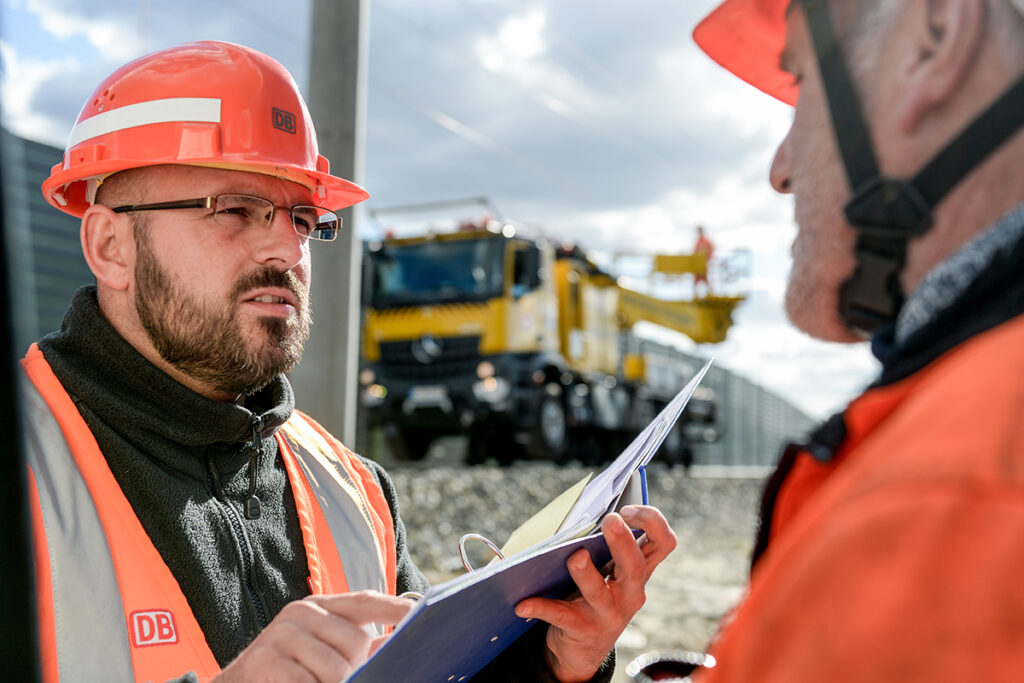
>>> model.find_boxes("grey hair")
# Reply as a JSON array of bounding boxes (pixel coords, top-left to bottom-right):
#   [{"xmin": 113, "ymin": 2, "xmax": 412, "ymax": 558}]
[
  {"xmin": 839, "ymin": 0, "xmax": 1024, "ymax": 112},
  {"xmin": 993, "ymin": 0, "xmax": 1024, "ymax": 65},
  {"xmin": 840, "ymin": 0, "xmax": 904, "ymax": 114}
]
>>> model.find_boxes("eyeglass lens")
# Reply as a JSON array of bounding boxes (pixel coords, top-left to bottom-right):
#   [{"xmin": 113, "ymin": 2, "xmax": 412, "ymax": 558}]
[{"xmin": 213, "ymin": 194, "xmax": 341, "ymax": 241}]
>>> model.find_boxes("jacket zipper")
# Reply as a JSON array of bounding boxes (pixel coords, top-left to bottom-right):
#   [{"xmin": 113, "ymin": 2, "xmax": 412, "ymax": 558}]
[{"xmin": 205, "ymin": 433, "xmax": 269, "ymax": 629}]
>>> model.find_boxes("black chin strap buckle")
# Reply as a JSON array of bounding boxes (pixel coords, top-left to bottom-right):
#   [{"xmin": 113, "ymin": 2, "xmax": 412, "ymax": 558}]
[
  {"xmin": 844, "ymin": 177, "xmax": 933, "ymax": 237},
  {"xmin": 839, "ymin": 239, "xmax": 906, "ymax": 338},
  {"xmin": 839, "ymin": 178, "xmax": 934, "ymax": 336}
]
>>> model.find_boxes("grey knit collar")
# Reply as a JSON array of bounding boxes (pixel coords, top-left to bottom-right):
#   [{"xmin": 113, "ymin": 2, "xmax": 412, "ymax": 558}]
[{"xmin": 895, "ymin": 202, "xmax": 1024, "ymax": 346}]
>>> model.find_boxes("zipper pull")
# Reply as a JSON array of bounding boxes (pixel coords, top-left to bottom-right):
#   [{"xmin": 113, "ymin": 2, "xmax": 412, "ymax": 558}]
[
  {"xmin": 246, "ymin": 416, "xmax": 264, "ymax": 520},
  {"xmin": 251, "ymin": 416, "xmax": 264, "ymax": 453}
]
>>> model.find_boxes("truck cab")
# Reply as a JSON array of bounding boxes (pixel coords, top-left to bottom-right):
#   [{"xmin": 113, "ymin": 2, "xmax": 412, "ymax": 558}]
[{"xmin": 361, "ymin": 225, "xmax": 566, "ymax": 462}]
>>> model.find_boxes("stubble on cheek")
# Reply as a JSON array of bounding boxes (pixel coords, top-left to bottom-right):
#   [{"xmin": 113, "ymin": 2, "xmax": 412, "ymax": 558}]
[
  {"xmin": 784, "ymin": 215, "xmax": 861, "ymax": 343},
  {"xmin": 134, "ymin": 233, "xmax": 314, "ymax": 396}
]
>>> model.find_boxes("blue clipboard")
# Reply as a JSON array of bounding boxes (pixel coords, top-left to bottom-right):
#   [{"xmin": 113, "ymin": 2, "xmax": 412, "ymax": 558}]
[{"xmin": 346, "ymin": 528, "xmax": 642, "ymax": 683}]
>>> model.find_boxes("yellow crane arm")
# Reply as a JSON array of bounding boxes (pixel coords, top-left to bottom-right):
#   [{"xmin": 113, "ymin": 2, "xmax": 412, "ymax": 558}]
[{"xmin": 616, "ymin": 287, "xmax": 744, "ymax": 344}]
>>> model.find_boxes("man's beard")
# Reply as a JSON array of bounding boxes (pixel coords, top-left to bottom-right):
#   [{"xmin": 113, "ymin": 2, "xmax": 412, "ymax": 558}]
[{"xmin": 134, "ymin": 231, "xmax": 312, "ymax": 397}]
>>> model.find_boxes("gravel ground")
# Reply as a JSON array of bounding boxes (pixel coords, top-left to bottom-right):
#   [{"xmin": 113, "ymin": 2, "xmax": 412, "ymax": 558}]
[{"xmin": 387, "ymin": 458, "xmax": 766, "ymax": 682}]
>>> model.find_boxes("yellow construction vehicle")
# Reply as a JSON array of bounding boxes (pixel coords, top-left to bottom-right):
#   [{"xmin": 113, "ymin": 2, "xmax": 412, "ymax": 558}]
[{"xmin": 359, "ymin": 217, "xmax": 745, "ymax": 464}]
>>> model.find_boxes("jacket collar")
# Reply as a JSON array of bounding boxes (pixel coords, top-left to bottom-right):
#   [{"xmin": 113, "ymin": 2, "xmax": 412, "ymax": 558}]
[
  {"xmin": 37, "ymin": 286, "xmax": 294, "ymax": 476},
  {"xmin": 872, "ymin": 202, "xmax": 1024, "ymax": 386}
]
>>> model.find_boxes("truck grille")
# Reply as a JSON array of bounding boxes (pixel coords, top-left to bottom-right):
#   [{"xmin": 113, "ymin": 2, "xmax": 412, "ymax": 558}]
[{"xmin": 377, "ymin": 335, "xmax": 482, "ymax": 381}]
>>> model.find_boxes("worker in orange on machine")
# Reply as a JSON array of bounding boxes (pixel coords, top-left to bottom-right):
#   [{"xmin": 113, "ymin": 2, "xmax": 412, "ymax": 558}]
[{"xmin": 692, "ymin": 225, "xmax": 715, "ymax": 295}]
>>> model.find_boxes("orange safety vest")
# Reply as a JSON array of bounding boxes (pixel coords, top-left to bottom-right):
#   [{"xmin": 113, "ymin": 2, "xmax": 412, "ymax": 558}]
[
  {"xmin": 700, "ymin": 313, "xmax": 1024, "ymax": 682},
  {"xmin": 22, "ymin": 344, "xmax": 398, "ymax": 683}
]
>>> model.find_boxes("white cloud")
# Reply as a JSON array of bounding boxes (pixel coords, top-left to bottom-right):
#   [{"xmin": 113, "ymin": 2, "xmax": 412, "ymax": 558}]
[
  {"xmin": 497, "ymin": 10, "xmax": 546, "ymax": 61},
  {"xmin": 714, "ymin": 305, "xmax": 879, "ymax": 418},
  {"xmin": 477, "ymin": 9, "xmax": 547, "ymax": 74},
  {"xmin": 25, "ymin": 0, "xmax": 142, "ymax": 61},
  {"xmin": 0, "ymin": 40, "xmax": 79, "ymax": 144}
]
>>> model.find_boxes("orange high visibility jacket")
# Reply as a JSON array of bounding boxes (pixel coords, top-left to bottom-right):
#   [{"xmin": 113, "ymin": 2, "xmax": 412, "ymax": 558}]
[
  {"xmin": 22, "ymin": 344, "xmax": 398, "ymax": 683},
  {"xmin": 701, "ymin": 312, "xmax": 1024, "ymax": 682}
]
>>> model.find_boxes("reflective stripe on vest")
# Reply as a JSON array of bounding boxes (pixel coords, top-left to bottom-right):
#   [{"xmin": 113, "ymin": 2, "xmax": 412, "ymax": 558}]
[
  {"xmin": 23, "ymin": 344, "xmax": 395, "ymax": 682},
  {"xmin": 277, "ymin": 414, "xmax": 398, "ymax": 605}
]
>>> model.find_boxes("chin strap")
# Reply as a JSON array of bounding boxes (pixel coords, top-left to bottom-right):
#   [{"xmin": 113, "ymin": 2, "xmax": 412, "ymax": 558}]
[{"xmin": 800, "ymin": 0, "xmax": 1024, "ymax": 337}]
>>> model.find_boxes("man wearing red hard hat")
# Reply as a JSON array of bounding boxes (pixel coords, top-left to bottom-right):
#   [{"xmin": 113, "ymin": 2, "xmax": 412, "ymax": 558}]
[
  {"xmin": 25, "ymin": 41, "xmax": 676, "ymax": 682},
  {"xmin": 683, "ymin": 0, "xmax": 1024, "ymax": 679}
]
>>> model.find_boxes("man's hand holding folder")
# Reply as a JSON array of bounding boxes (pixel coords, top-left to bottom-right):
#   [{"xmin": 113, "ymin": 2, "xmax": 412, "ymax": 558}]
[{"xmin": 516, "ymin": 506, "xmax": 677, "ymax": 682}]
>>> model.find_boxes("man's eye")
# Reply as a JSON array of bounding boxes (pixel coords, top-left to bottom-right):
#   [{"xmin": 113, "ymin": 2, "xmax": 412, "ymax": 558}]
[
  {"xmin": 218, "ymin": 206, "xmax": 249, "ymax": 217},
  {"xmin": 291, "ymin": 211, "xmax": 317, "ymax": 235},
  {"xmin": 214, "ymin": 205, "xmax": 254, "ymax": 226}
]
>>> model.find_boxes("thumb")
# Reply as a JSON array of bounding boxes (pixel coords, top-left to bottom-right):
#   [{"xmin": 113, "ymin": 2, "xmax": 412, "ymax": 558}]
[{"xmin": 515, "ymin": 596, "xmax": 575, "ymax": 629}]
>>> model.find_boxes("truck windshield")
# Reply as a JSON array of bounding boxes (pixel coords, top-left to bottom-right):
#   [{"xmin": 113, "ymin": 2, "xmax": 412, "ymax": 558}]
[{"xmin": 370, "ymin": 237, "xmax": 505, "ymax": 308}]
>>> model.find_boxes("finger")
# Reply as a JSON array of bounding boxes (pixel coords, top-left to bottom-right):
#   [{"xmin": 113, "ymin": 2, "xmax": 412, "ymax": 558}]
[
  {"xmin": 308, "ymin": 591, "xmax": 414, "ymax": 627},
  {"xmin": 619, "ymin": 506, "xmax": 678, "ymax": 571},
  {"xmin": 274, "ymin": 620, "xmax": 355, "ymax": 683},
  {"xmin": 515, "ymin": 594, "xmax": 577, "ymax": 627},
  {"xmin": 602, "ymin": 514, "xmax": 647, "ymax": 583},
  {"xmin": 275, "ymin": 600, "xmax": 374, "ymax": 665},
  {"xmin": 516, "ymin": 548, "xmax": 610, "ymax": 627},
  {"xmin": 567, "ymin": 547, "xmax": 615, "ymax": 608}
]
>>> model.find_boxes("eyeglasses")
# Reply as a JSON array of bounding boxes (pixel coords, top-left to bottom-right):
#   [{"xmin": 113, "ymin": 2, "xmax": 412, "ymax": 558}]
[{"xmin": 111, "ymin": 194, "xmax": 342, "ymax": 241}]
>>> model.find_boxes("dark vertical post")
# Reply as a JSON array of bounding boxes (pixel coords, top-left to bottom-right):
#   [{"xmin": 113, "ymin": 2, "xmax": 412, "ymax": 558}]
[{"xmin": 0, "ymin": 122, "xmax": 43, "ymax": 681}]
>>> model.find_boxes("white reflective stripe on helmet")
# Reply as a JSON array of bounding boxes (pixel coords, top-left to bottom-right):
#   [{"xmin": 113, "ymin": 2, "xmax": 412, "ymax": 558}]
[
  {"xmin": 23, "ymin": 380, "xmax": 135, "ymax": 681},
  {"xmin": 67, "ymin": 97, "xmax": 222, "ymax": 148}
]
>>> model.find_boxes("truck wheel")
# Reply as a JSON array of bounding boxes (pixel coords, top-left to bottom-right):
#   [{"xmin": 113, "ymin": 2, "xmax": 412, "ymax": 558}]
[
  {"xmin": 527, "ymin": 391, "xmax": 568, "ymax": 460},
  {"xmin": 386, "ymin": 428, "xmax": 433, "ymax": 461},
  {"xmin": 466, "ymin": 424, "xmax": 521, "ymax": 466}
]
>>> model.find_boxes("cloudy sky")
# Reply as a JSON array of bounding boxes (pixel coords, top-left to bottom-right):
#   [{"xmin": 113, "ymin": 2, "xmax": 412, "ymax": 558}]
[{"xmin": 1, "ymin": 0, "xmax": 879, "ymax": 420}]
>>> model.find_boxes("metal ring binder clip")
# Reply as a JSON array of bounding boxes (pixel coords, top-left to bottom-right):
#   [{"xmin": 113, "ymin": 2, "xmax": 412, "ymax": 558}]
[{"xmin": 458, "ymin": 533, "xmax": 504, "ymax": 572}]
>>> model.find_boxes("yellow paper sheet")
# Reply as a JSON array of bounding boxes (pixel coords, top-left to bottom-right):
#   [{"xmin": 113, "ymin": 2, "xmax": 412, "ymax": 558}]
[{"xmin": 499, "ymin": 473, "xmax": 593, "ymax": 558}]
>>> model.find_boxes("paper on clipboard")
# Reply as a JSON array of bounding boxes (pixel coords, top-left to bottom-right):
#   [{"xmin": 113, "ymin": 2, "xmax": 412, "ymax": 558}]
[{"xmin": 556, "ymin": 357, "xmax": 713, "ymax": 536}]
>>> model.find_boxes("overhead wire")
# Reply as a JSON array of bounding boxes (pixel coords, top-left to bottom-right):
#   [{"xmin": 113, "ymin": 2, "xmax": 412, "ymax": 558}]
[
  {"xmin": 370, "ymin": 1, "xmax": 685, "ymax": 179},
  {"xmin": 381, "ymin": 85, "xmax": 596, "ymax": 201}
]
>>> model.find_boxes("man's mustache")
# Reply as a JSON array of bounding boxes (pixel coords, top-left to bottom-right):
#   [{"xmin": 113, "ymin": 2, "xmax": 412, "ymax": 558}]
[{"xmin": 232, "ymin": 268, "xmax": 308, "ymax": 309}]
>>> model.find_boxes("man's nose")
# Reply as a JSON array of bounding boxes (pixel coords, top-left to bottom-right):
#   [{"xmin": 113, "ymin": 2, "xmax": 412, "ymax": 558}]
[
  {"xmin": 769, "ymin": 130, "xmax": 793, "ymax": 194},
  {"xmin": 255, "ymin": 208, "xmax": 306, "ymax": 269}
]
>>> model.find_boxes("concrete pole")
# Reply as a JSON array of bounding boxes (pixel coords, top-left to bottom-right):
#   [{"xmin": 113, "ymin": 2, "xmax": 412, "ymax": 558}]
[{"xmin": 293, "ymin": 0, "xmax": 369, "ymax": 445}]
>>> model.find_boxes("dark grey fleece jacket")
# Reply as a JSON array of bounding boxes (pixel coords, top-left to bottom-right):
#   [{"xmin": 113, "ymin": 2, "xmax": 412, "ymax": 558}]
[{"xmin": 38, "ymin": 286, "xmax": 613, "ymax": 683}]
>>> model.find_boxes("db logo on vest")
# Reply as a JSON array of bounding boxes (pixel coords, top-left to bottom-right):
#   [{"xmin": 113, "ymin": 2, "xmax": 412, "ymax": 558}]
[{"xmin": 130, "ymin": 610, "xmax": 178, "ymax": 647}]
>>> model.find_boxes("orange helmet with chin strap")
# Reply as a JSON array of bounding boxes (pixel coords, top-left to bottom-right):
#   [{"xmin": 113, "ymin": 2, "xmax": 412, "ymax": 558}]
[
  {"xmin": 42, "ymin": 40, "xmax": 368, "ymax": 217},
  {"xmin": 693, "ymin": 0, "xmax": 1024, "ymax": 337}
]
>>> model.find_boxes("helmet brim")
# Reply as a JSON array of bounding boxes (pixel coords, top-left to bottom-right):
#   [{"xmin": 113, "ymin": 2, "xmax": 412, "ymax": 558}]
[
  {"xmin": 693, "ymin": 0, "xmax": 799, "ymax": 107},
  {"xmin": 43, "ymin": 159, "xmax": 369, "ymax": 218}
]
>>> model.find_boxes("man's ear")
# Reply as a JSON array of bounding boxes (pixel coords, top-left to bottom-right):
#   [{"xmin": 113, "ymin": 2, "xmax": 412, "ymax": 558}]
[
  {"xmin": 81, "ymin": 205, "xmax": 133, "ymax": 291},
  {"xmin": 898, "ymin": 0, "xmax": 987, "ymax": 134}
]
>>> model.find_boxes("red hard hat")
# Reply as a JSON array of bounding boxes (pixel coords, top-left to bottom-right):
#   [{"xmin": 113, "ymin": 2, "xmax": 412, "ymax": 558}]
[
  {"xmin": 42, "ymin": 41, "xmax": 369, "ymax": 217},
  {"xmin": 693, "ymin": 0, "xmax": 798, "ymax": 106}
]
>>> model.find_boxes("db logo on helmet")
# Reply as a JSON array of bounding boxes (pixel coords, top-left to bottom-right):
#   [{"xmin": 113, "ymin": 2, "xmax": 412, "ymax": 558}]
[
  {"xmin": 130, "ymin": 609, "xmax": 178, "ymax": 647},
  {"xmin": 272, "ymin": 107, "xmax": 297, "ymax": 134}
]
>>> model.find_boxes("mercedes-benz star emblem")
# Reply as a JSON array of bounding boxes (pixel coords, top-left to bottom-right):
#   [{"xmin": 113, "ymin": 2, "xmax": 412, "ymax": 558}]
[{"xmin": 412, "ymin": 334, "xmax": 444, "ymax": 364}]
